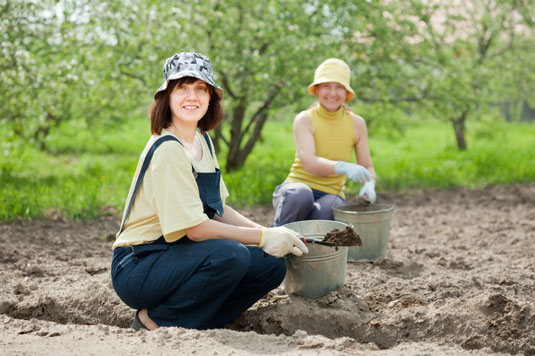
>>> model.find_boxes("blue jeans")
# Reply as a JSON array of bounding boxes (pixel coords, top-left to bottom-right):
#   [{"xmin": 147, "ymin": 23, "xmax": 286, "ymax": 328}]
[
  {"xmin": 272, "ymin": 182, "xmax": 346, "ymax": 226},
  {"xmin": 111, "ymin": 236, "xmax": 285, "ymax": 329}
]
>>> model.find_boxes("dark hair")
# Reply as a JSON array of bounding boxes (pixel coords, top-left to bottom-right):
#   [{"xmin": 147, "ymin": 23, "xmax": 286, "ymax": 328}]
[{"xmin": 150, "ymin": 77, "xmax": 223, "ymax": 135}]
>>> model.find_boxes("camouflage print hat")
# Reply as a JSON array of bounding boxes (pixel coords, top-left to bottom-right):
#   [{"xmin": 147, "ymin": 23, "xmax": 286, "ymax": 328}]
[{"xmin": 154, "ymin": 52, "xmax": 223, "ymax": 99}]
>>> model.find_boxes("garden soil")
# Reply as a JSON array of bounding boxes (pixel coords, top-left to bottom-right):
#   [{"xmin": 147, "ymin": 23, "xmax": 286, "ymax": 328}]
[
  {"xmin": 1, "ymin": 184, "xmax": 535, "ymax": 356},
  {"xmin": 323, "ymin": 226, "xmax": 363, "ymax": 248}
]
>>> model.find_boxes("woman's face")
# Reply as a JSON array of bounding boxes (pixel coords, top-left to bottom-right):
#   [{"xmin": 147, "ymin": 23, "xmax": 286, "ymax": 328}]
[
  {"xmin": 169, "ymin": 79, "xmax": 211, "ymax": 125},
  {"xmin": 314, "ymin": 82, "xmax": 347, "ymax": 112}
]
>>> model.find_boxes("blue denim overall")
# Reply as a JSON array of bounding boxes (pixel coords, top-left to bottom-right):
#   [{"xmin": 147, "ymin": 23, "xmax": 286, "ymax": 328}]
[{"xmin": 110, "ymin": 133, "xmax": 285, "ymax": 329}]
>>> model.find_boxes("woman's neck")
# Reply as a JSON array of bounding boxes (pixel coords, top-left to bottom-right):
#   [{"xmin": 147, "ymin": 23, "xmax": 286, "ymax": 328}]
[
  {"xmin": 168, "ymin": 122, "xmax": 196, "ymax": 144},
  {"xmin": 316, "ymin": 103, "xmax": 344, "ymax": 119}
]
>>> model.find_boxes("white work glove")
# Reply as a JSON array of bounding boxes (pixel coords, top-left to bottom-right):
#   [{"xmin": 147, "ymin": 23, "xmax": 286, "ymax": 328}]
[
  {"xmin": 259, "ymin": 227, "xmax": 309, "ymax": 258},
  {"xmin": 334, "ymin": 161, "xmax": 371, "ymax": 183},
  {"xmin": 359, "ymin": 180, "xmax": 377, "ymax": 204}
]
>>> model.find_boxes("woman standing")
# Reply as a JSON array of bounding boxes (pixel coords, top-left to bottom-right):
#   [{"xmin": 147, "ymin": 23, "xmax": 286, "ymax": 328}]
[
  {"xmin": 111, "ymin": 52, "xmax": 307, "ymax": 331},
  {"xmin": 273, "ymin": 58, "xmax": 376, "ymax": 226}
]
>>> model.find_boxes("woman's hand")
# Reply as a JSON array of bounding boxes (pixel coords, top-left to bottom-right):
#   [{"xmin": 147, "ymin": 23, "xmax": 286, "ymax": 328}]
[
  {"xmin": 260, "ymin": 227, "xmax": 309, "ymax": 257},
  {"xmin": 359, "ymin": 180, "xmax": 376, "ymax": 204},
  {"xmin": 334, "ymin": 161, "xmax": 371, "ymax": 182}
]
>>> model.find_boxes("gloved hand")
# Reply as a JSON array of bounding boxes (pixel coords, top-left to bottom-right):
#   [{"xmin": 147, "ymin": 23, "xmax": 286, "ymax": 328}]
[
  {"xmin": 359, "ymin": 180, "xmax": 376, "ymax": 204},
  {"xmin": 259, "ymin": 227, "xmax": 309, "ymax": 258},
  {"xmin": 334, "ymin": 161, "xmax": 371, "ymax": 182}
]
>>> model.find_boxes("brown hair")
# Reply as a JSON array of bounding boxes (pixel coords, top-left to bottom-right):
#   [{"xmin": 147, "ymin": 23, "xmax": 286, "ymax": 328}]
[{"xmin": 149, "ymin": 77, "xmax": 223, "ymax": 135}]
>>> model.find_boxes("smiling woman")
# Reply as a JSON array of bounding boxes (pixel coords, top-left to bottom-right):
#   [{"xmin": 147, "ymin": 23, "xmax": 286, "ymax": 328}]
[
  {"xmin": 109, "ymin": 52, "xmax": 308, "ymax": 332},
  {"xmin": 272, "ymin": 58, "xmax": 377, "ymax": 227},
  {"xmin": 168, "ymin": 80, "xmax": 211, "ymax": 140}
]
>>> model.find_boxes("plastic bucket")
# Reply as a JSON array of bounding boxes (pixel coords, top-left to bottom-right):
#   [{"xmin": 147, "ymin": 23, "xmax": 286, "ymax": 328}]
[
  {"xmin": 282, "ymin": 220, "xmax": 348, "ymax": 299},
  {"xmin": 333, "ymin": 203, "xmax": 394, "ymax": 261}
]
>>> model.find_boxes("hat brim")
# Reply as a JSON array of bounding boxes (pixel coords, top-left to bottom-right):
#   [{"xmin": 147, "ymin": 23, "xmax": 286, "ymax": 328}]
[
  {"xmin": 154, "ymin": 70, "xmax": 224, "ymax": 99},
  {"xmin": 308, "ymin": 81, "xmax": 355, "ymax": 101}
]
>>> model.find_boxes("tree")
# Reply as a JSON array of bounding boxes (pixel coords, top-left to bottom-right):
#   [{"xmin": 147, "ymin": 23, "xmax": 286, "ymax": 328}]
[
  {"xmin": 3, "ymin": 0, "xmax": 533, "ymax": 163},
  {"xmin": 172, "ymin": 0, "xmax": 373, "ymax": 170},
  {"xmin": 58, "ymin": 0, "xmax": 379, "ymax": 170},
  {"xmin": 405, "ymin": 0, "xmax": 535, "ymax": 150}
]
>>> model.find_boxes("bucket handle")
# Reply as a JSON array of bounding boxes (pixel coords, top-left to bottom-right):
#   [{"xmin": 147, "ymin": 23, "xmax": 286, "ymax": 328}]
[{"xmin": 332, "ymin": 177, "xmax": 396, "ymax": 210}]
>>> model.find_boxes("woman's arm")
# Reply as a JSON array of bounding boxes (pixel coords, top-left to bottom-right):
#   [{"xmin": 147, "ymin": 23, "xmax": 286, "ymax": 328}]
[
  {"xmin": 213, "ymin": 205, "xmax": 263, "ymax": 228},
  {"xmin": 184, "ymin": 212, "xmax": 308, "ymax": 257},
  {"xmin": 294, "ymin": 112, "xmax": 337, "ymax": 175},
  {"xmin": 352, "ymin": 114, "xmax": 376, "ymax": 181},
  {"xmin": 184, "ymin": 218, "xmax": 263, "ymax": 245},
  {"xmin": 185, "ymin": 205, "xmax": 262, "ymax": 243}
]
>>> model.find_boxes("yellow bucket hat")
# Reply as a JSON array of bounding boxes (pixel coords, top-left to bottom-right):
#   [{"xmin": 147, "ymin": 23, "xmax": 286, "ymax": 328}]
[{"xmin": 307, "ymin": 58, "xmax": 355, "ymax": 101}]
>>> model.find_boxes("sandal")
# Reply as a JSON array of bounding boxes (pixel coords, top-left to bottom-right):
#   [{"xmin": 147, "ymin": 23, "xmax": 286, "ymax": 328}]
[{"xmin": 131, "ymin": 310, "xmax": 149, "ymax": 331}]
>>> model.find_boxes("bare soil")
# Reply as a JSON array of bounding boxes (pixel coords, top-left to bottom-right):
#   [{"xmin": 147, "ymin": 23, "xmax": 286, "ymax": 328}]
[{"xmin": 1, "ymin": 184, "xmax": 535, "ymax": 356}]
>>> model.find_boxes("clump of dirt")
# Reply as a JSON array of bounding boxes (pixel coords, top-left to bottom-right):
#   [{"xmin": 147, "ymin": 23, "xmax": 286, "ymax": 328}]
[
  {"xmin": 354, "ymin": 196, "xmax": 371, "ymax": 207},
  {"xmin": 323, "ymin": 226, "xmax": 362, "ymax": 249}
]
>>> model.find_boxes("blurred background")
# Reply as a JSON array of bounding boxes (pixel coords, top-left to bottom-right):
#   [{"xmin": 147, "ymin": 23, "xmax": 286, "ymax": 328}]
[{"xmin": 1, "ymin": 0, "xmax": 534, "ymax": 220}]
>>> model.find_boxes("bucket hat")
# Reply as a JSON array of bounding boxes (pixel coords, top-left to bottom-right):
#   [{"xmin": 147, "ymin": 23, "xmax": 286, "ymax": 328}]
[
  {"xmin": 154, "ymin": 52, "xmax": 223, "ymax": 99},
  {"xmin": 307, "ymin": 58, "xmax": 355, "ymax": 101}
]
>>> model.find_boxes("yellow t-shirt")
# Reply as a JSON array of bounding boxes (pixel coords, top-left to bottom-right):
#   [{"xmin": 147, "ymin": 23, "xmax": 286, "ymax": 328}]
[
  {"xmin": 113, "ymin": 129, "xmax": 229, "ymax": 249},
  {"xmin": 286, "ymin": 104, "xmax": 356, "ymax": 197}
]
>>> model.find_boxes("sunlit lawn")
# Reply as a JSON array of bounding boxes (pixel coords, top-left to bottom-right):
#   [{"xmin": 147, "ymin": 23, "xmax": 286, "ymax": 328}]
[{"xmin": 1, "ymin": 117, "xmax": 534, "ymax": 220}]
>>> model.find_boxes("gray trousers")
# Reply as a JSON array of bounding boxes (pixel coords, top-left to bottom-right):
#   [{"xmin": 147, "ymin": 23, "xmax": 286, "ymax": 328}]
[{"xmin": 272, "ymin": 182, "xmax": 345, "ymax": 227}]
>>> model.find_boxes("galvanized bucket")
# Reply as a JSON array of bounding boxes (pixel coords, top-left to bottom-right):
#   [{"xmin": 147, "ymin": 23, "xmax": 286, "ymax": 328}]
[
  {"xmin": 282, "ymin": 220, "xmax": 348, "ymax": 299},
  {"xmin": 333, "ymin": 203, "xmax": 394, "ymax": 261}
]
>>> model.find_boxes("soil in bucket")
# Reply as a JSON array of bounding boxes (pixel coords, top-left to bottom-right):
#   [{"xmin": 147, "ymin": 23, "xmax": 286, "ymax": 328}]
[{"xmin": 323, "ymin": 226, "xmax": 362, "ymax": 250}]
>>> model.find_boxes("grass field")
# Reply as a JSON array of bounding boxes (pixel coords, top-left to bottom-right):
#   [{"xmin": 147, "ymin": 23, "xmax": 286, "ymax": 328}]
[{"xmin": 1, "ymin": 116, "xmax": 534, "ymax": 221}]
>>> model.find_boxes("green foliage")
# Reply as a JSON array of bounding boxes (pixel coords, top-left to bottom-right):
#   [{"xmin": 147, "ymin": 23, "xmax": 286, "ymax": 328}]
[
  {"xmin": 401, "ymin": 0, "xmax": 535, "ymax": 148},
  {"xmin": 222, "ymin": 120, "xmax": 295, "ymax": 207},
  {"xmin": 0, "ymin": 0, "xmax": 142, "ymax": 147},
  {"xmin": 0, "ymin": 118, "xmax": 148, "ymax": 220},
  {"xmin": 1, "ymin": 0, "xmax": 535, "ymax": 220},
  {"xmin": 1, "ymin": 116, "xmax": 534, "ymax": 220},
  {"xmin": 352, "ymin": 101, "xmax": 411, "ymax": 139},
  {"xmin": 370, "ymin": 121, "xmax": 535, "ymax": 192},
  {"xmin": 2, "ymin": 0, "xmax": 534, "ymax": 168}
]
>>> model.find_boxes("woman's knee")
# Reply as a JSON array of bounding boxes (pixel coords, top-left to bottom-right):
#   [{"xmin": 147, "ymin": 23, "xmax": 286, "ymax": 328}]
[
  {"xmin": 204, "ymin": 240, "xmax": 251, "ymax": 279},
  {"xmin": 285, "ymin": 183, "xmax": 314, "ymax": 205},
  {"xmin": 277, "ymin": 183, "xmax": 314, "ymax": 213}
]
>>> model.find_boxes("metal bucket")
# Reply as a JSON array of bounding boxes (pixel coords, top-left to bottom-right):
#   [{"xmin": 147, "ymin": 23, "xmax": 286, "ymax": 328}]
[
  {"xmin": 282, "ymin": 220, "xmax": 348, "ymax": 299},
  {"xmin": 333, "ymin": 203, "xmax": 394, "ymax": 261}
]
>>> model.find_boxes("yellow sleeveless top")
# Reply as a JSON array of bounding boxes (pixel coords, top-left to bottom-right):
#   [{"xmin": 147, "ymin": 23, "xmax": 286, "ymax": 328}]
[{"xmin": 286, "ymin": 104, "xmax": 356, "ymax": 197}]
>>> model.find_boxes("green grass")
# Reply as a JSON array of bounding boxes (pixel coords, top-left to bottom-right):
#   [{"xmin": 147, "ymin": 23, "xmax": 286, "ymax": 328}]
[
  {"xmin": 1, "ymin": 117, "xmax": 534, "ymax": 221},
  {"xmin": 0, "ymin": 118, "xmax": 150, "ymax": 220},
  {"xmin": 371, "ymin": 121, "xmax": 535, "ymax": 191}
]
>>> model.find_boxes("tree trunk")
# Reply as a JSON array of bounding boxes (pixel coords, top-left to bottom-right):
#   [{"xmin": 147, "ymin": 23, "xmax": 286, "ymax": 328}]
[
  {"xmin": 212, "ymin": 125, "xmax": 222, "ymax": 153},
  {"xmin": 452, "ymin": 111, "xmax": 468, "ymax": 151},
  {"xmin": 502, "ymin": 101, "xmax": 511, "ymax": 122},
  {"xmin": 522, "ymin": 100, "xmax": 535, "ymax": 122},
  {"xmin": 224, "ymin": 87, "xmax": 280, "ymax": 172},
  {"xmin": 225, "ymin": 103, "xmax": 246, "ymax": 171}
]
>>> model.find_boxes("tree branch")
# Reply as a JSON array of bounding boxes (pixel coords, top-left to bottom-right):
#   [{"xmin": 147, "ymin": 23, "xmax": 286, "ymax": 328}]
[
  {"xmin": 119, "ymin": 69, "xmax": 147, "ymax": 84},
  {"xmin": 220, "ymin": 71, "xmax": 238, "ymax": 99},
  {"xmin": 242, "ymin": 83, "xmax": 281, "ymax": 136}
]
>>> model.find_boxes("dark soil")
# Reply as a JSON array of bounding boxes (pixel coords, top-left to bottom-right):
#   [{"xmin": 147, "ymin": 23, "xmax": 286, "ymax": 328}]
[
  {"xmin": 354, "ymin": 195, "xmax": 371, "ymax": 207},
  {"xmin": 323, "ymin": 226, "xmax": 362, "ymax": 248}
]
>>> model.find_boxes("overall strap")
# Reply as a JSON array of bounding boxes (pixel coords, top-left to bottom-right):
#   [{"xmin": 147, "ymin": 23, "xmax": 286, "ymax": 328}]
[
  {"xmin": 202, "ymin": 132, "xmax": 213, "ymax": 157},
  {"xmin": 119, "ymin": 136, "xmax": 181, "ymax": 233}
]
